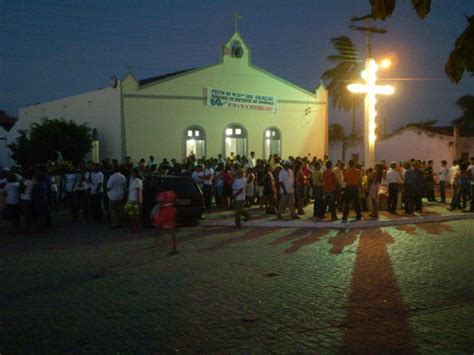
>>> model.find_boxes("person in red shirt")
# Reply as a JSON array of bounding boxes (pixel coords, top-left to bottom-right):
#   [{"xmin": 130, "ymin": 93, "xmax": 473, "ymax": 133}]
[
  {"xmin": 322, "ymin": 160, "xmax": 339, "ymax": 221},
  {"xmin": 221, "ymin": 166, "xmax": 233, "ymax": 209},
  {"xmin": 342, "ymin": 160, "xmax": 362, "ymax": 222},
  {"xmin": 295, "ymin": 162, "xmax": 306, "ymax": 215}
]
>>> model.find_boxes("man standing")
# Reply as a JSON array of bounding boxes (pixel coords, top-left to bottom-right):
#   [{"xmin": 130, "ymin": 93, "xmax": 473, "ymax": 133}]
[
  {"xmin": 438, "ymin": 160, "xmax": 449, "ymax": 204},
  {"xmin": 248, "ymin": 151, "xmax": 257, "ymax": 168},
  {"xmin": 322, "ymin": 160, "xmax": 338, "ymax": 221},
  {"xmin": 311, "ymin": 161, "xmax": 324, "ymax": 219},
  {"xmin": 413, "ymin": 162, "xmax": 424, "ymax": 212},
  {"xmin": 333, "ymin": 161, "xmax": 345, "ymax": 212},
  {"xmin": 448, "ymin": 160, "xmax": 459, "ymax": 197},
  {"xmin": 203, "ymin": 162, "xmax": 214, "ymax": 210},
  {"xmin": 89, "ymin": 163, "xmax": 104, "ymax": 223},
  {"xmin": 191, "ymin": 165, "xmax": 204, "ymax": 191},
  {"xmin": 232, "ymin": 168, "xmax": 251, "ymax": 228},
  {"xmin": 386, "ymin": 161, "xmax": 402, "ymax": 213},
  {"xmin": 107, "ymin": 166, "xmax": 126, "ymax": 229},
  {"xmin": 403, "ymin": 162, "xmax": 416, "ymax": 214},
  {"xmin": 255, "ymin": 159, "xmax": 266, "ymax": 207},
  {"xmin": 341, "ymin": 160, "xmax": 362, "ymax": 222},
  {"xmin": 277, "ymin": 160, "xmax": 299, "ymax": 220},
  {"xmin": 424, "ymin": 160, "xmax": 436, "ymax": 202}
]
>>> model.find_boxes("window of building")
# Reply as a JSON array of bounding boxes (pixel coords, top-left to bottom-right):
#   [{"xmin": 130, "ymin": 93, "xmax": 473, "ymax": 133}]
[
  {"xmin": 184, "ymin": 126, "xmax": 206, "ymax": 158},
  {"xmin": 264, "ymin": 127, "xmax": 281, "ymax": 159},
  {"xmin": 231, "ymin": 41, "xmax": 244, "ymax": 58},
  {"xmin": 224, "ymin": 124, "xmax": 247, "ymax": 158},
  {"xmin": 352, "ymin": 154, "xmax": 359, "ymax": 162}
]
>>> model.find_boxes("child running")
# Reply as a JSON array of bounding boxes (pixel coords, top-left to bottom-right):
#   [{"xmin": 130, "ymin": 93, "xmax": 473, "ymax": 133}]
[{"xmin": 151, "ymin": 190, "xmax": 178, "ymax": 256}]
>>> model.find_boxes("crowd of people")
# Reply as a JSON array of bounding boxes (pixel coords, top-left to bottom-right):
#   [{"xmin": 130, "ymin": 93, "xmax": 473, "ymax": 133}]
[{"xmin": 1, "ymin": 152, "xmax": 474, "ymax": 234}]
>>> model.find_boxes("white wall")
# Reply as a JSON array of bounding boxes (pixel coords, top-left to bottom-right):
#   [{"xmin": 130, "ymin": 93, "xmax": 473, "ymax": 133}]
[
  {"xmin": 0, "ymin": 121, "xmax": 22, "ymax": 168},
  {"xmin": 376, "ymin": 129, "xmax": 452, "ymax": 173},
  {"xmin": 329, "ymin": 127, "xmax": 454, "ymax": 173},
  {"xmin": 18, "ymin": 86, "xmax": 122, "ymax": 161}
]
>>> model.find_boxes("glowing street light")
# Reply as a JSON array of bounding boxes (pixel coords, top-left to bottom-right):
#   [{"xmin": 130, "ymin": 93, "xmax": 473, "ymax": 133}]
[{"xmin": 347, "ymin": 58, "xmax": 394, "ymax": 168}]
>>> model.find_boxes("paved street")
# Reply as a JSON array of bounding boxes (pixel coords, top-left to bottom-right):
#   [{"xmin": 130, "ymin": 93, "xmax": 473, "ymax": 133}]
[{"xmin": 1, "ymin": 206, "xmax": 473, "ymax": 353}]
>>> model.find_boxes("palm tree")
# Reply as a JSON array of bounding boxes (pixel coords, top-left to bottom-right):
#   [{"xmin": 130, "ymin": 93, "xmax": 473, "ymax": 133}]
[{"xmin": 321, "ymin": 36, "xmax": 364, "ymax": 135}]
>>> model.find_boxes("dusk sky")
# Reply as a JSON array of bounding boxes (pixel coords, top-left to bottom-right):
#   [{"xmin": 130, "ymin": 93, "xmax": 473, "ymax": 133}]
[{"xmin": 1, "ymin": 0, "xmax": 473, "ymax": 133}]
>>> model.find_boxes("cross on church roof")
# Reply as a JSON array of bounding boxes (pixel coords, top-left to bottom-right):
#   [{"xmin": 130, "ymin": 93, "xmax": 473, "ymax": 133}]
[{"xmin": 233, "ymin": 12, "xmax": 241, "ymax": 32}]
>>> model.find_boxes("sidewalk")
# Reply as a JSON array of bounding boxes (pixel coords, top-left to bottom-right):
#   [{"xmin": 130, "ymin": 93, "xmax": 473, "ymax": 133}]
[{"xmin": 201, "ymin": 201, "xmax": 474, "ymax": 229}]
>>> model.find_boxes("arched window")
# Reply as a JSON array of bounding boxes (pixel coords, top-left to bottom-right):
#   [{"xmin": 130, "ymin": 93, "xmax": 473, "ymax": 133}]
[
  {"xmin": 184, "ymin": 126, "xmax": 206, "ymax": 158},
  {"xmin": 224, "ymin": 124, "xmax": 247, "ymax": 158},
  {"xmin": 264, "ymin": 127, "xmax": 281, "ymax": 159}
]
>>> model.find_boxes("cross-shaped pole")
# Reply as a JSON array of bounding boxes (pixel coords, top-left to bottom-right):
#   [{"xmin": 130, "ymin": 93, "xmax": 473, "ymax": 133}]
[
  {"xmin": 347, "ymin": 58, "xmax": 394, "ymax": 168},
  {"xmin": 233, "ymin": 12, "xmax": 241, "ymax": 32}
]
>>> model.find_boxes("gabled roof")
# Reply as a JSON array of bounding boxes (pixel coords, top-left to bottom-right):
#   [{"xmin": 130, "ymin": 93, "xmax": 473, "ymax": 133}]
[
  {"xmin": 138, "ymin": 68, "xmax": 195, "ymax": 86},
  {"xmin": 133, "ymin": 32, "xmax": 317, "ymax": 98}
]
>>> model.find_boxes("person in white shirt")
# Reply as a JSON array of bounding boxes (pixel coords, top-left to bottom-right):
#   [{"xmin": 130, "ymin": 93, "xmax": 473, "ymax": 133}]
[
  {"xmin": 89, "ymin": 163, "xmax": 105, "ymax": 223},
  {"xmin": 277, "ymin": 160, "xmax": 299, "ymax": 219},
  {"xmin": 438, "ymin": 160, "xmax": 449, "ymax": 203},
  {"xmin": 49, "ymin": 173, "xmax": 59, "ymax": 212},
  {"xmin": 72, "ymin": 167, "xmax": 89, "ymax": 222},
  {"xmin": 248, "ymin": 151, "xmax": 257, "ymax": 168},
  {"xmin": 107, "ymin": 166, "xmax": 126, "ymax": 228},
  {"xmin": 4, "ymin": 173, "xmax": 20, "ymax": 234},
  {"xmin": 232, "ymin": 168, "xmax": 251, "ymax": 228},
  {"xmin": 203, "ymin": 163, "xmax": 214, "ymax": 209},
  {"xmin": 386, "ymin": 162, "xmax": 403, "ymax": 213},
  {"xmin": 191, "ymin": 165, "xmax": 204, "ymax": 190},
  {"xmin": 64, "ymin": 169, "xmax": 76, "ymax": 208},
  {"xmin": 125, "ymin": 168, "xmax": 143, "ymax": 231},
  {"xmin": 448, "ymin": 160, "xmax": 459, "ymax": 190},
  {"xmin": 147, "ymin": 155, "xmax": 156, "ymax": 168},
  {"xmin": 20, "ymin": 169, "xmax": 35, "ymax": 233}
]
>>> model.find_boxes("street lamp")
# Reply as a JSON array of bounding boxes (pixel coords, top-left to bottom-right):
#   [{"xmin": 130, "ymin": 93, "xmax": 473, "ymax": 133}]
[{"xmin": 347, "ymin": 58, "xmax": 394, "ymax": 168}]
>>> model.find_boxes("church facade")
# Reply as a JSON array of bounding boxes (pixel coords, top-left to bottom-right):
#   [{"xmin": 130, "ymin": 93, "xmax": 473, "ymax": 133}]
[{"xmin": 18, "ymin": 32, "xmax": 328, "ymax": 163}]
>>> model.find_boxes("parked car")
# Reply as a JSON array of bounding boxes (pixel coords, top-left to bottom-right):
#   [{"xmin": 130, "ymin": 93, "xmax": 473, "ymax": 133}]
[{"xmin": 142, "ymin": 175, "xmax": 204, "ymax": 227}]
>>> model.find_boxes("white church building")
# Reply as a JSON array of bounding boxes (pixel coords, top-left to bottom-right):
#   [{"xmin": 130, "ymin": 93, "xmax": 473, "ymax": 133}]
[{"xmin": 18, "ymin": 32, "xmax": 329, "ymax": 163}]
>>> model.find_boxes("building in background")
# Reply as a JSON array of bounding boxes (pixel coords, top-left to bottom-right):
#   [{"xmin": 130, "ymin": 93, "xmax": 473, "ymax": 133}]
[{"xmin": 17, "ymin": 32, "xmax": 329, "ymax": 163}]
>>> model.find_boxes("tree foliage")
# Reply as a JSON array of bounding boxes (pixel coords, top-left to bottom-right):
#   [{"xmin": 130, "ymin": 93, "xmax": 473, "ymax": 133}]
[
  {"xmin": 369, "ymin": 0, "xmax": 431, "ymax": 21},
  {"xmin": 321, "ymin": 36, "xmax": 364, "ymax": 113},
  {"xmin": 8, "ymin": 118, "xmax": 92, "ymax": 166},
  {"xmin": 367, "ymin": 0, "xmax": 473, "ymax": 83},
  {"xmin": 452, "ymin": 95, "xmax": 474, "ymax": 127},
  {"xmin": 445, "ymin": 16, "xmax": 474, "ymax": 84}
]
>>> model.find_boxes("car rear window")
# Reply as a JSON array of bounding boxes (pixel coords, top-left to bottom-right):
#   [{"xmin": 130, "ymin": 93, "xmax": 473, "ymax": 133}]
[{"xmin": 163, "ymin": 178, "xmax": 199, "ymax": 194}]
